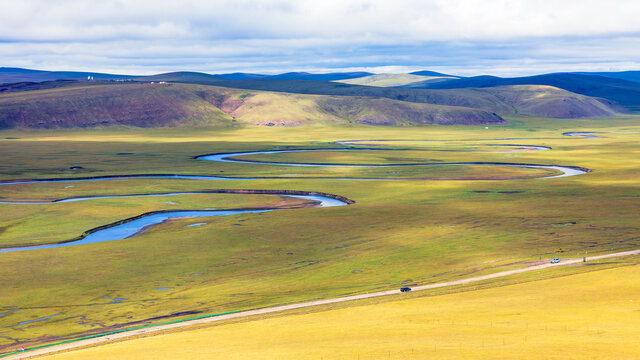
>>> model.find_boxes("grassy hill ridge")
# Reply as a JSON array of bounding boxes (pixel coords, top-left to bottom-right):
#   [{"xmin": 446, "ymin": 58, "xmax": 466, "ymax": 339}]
[
  {"xmin": 143, "ymin": 74, "xmax": 617, "ymax": 118},
  {"xmin": 0, "ymin": 82, "xmax": 505, "ymax": 129},
  {"xmin": 420, "ymin": 73, "xmax": 640, "ymax": 111}
]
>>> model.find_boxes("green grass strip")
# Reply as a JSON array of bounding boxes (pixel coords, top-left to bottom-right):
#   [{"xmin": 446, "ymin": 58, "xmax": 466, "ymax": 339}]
[{"xmin": 0, "ymin": 310, "xmax": 241, "ymax": 358}]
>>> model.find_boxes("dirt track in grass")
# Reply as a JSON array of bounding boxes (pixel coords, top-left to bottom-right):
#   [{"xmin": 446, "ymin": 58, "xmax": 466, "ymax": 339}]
[{"xmin": 5, "ymin": 248, "xmax": 639, "ymax": 360}]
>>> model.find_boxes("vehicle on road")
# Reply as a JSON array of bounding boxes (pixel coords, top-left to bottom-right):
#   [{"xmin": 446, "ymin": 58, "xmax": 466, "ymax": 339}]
[
  {"xmin": 400, "ymin": 287, "xmax": 412, "ymax": 292},
  {"xmin": 550, "ymin": 258, "xmax": 560, "ymax": 264}
]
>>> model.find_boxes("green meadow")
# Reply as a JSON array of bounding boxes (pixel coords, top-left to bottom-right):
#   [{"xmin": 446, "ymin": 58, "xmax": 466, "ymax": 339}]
[{"xmin": 1, "ymin": 115, "xmax": 640, "ymax": 352}]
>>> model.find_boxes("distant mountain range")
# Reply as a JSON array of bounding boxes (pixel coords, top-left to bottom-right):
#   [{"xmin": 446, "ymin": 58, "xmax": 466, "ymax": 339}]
[
  {"xmin": 335, "ymin": 73, "xmax": 458, "ymax": 87},
  {"xmin": 410, "ymin": 70, "xmax": 460, "ymax": 77},
  {"xmin": 215, "ymin": 71, "xmax": 374, "ymax": 81},
  {"xmin": 0, "ymin": 67, "xmax": 136, "ymax": 83},
  {"xmin": 3, "ymin": 66, "xmax": 640, "ymax": 84},
  {"xmin": 573, "ymin": 71, "xmax": 640, "ymax": 83},
  {"xmin": 3, "ymin": 67, "xmax": 640, "ymax": 112},
  {"xmin": 0, "ymin": 67, "xmax": 373, "ymax": 83}
]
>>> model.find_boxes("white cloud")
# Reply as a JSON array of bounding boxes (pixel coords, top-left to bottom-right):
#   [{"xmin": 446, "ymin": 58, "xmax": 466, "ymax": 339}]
[
  {"xmin": 3, "ymin": 0, "xmax": 640, "ymax": 41},
  {"xmin": 1, "ymin": 0, "xmax": 639, "ymax": 75}
]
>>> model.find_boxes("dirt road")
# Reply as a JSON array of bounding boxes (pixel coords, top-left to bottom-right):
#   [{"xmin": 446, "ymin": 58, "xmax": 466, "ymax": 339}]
[{"xmin": 4, "ymin": 249, "xmax": 639, "ymax": 359}]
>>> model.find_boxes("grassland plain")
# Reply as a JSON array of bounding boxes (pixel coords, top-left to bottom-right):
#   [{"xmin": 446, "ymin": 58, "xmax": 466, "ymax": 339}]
[
  {"xmin": 1, "ymin": 116, "xmax": 640, "ymax": 353},
  {"xmin": 40, "ymin": 264, "xmax": 640, "ymax": 360}
]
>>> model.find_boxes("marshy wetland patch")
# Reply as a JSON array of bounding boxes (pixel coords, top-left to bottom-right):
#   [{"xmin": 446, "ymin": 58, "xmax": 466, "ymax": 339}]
[{"xmin": 1, "ymin": 122, "xmax": 639, "ymax": 353}]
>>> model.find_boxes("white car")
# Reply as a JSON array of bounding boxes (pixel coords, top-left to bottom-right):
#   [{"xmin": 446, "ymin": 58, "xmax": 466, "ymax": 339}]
[{"xmin": 550, "ymin": 258, "xmax": 560, "ymax": 264}]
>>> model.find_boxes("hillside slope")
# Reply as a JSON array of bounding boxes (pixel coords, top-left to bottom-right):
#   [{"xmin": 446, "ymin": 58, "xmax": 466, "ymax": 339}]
[
  {"xmin": 0, "ymin": 83, "xmax": 505, "ymax": 129},
  {"xmin": 0, "ymin": 83, "xmax": 233, "ymax": 129},
  {"xmin": 477, "ymin": 85, "xmax": 619, "ymax": 118},
  {"xmin": 422, "ymin": 73, "xmax": 640, "ymax": 111},
  {"xmin": 0, "ymin": 80, "xmax": 107, "ymax": 94},
  {"xmin": 144, "ymin": 74, "xmax": 618, "ymax": 118}
]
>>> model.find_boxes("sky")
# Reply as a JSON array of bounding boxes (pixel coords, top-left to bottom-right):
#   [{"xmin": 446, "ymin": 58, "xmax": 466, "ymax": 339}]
[{"xmin": 1, "ymin": 0, "xmax": 640, "ymax": 77}]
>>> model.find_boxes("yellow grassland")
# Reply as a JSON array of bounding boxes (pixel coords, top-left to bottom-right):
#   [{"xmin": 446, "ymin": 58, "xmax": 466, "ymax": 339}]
[
  {"xmin": 44, "ymin": 264, "xmax": 640, "ymax": 360},
  {"xmin": 2, "ymin": 116, "xmax": 640, "ymax": 353}
]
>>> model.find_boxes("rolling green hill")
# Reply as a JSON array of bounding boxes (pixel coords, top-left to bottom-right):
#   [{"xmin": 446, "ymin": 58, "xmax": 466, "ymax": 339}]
[
  {"xmin": 476, "ymin": 85, "xmax": 619, "ymax": 118},
  {"xmin": 140, "ymin": 74, "xmax": 618, "ymax": 118},
  {"xmin": 0, "ymin": 83, "xmax": 233, "ymax": 129},
  {"xmin": 421, "ymin": 73, "xmax": 640, "ymax": 111},
  {"xmin": 0, "ymin": 70, "xmax": 622, "ymax": 124},
  {"xmin": 3, "ymin": 67, "xmax": 634, "ymax": 114},
  {"xmin": 0, "ymin": 82, "xmax": 505, "ymax": 129}
]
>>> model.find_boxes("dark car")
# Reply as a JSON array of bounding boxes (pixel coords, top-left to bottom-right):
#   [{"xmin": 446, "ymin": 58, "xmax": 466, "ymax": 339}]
[{"xmin": 400, "ymin": 287, "xmax": 412, "ymax": 292}]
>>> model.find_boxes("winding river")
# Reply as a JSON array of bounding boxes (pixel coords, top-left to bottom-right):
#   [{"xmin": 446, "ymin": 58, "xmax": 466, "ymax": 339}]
[
  {"xmin": 0, "ymin": 194, "xmax": 345, "ymax": 254},
  {"xmin": 196, "ymin": 148, "xmax": 586, "ymax": 179},
  {"xmin": 0, "ymin": 141, "xmax": 590, "ymax": 254},
  {"xmin": 562, "ymin": 132, "xmax": 601, "ymax": 139}
]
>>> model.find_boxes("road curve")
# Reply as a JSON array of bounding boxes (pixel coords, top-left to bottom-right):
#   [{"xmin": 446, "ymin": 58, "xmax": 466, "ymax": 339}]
[{"xmin": 4, "ymin": 248, "xmax": 639, "ymax": 360}]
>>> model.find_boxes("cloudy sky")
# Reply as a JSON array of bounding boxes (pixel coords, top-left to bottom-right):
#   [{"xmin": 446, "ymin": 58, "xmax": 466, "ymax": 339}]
[{"xmin": 1, "ymin": 0, "xmax": 640, "ymax": 76}]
